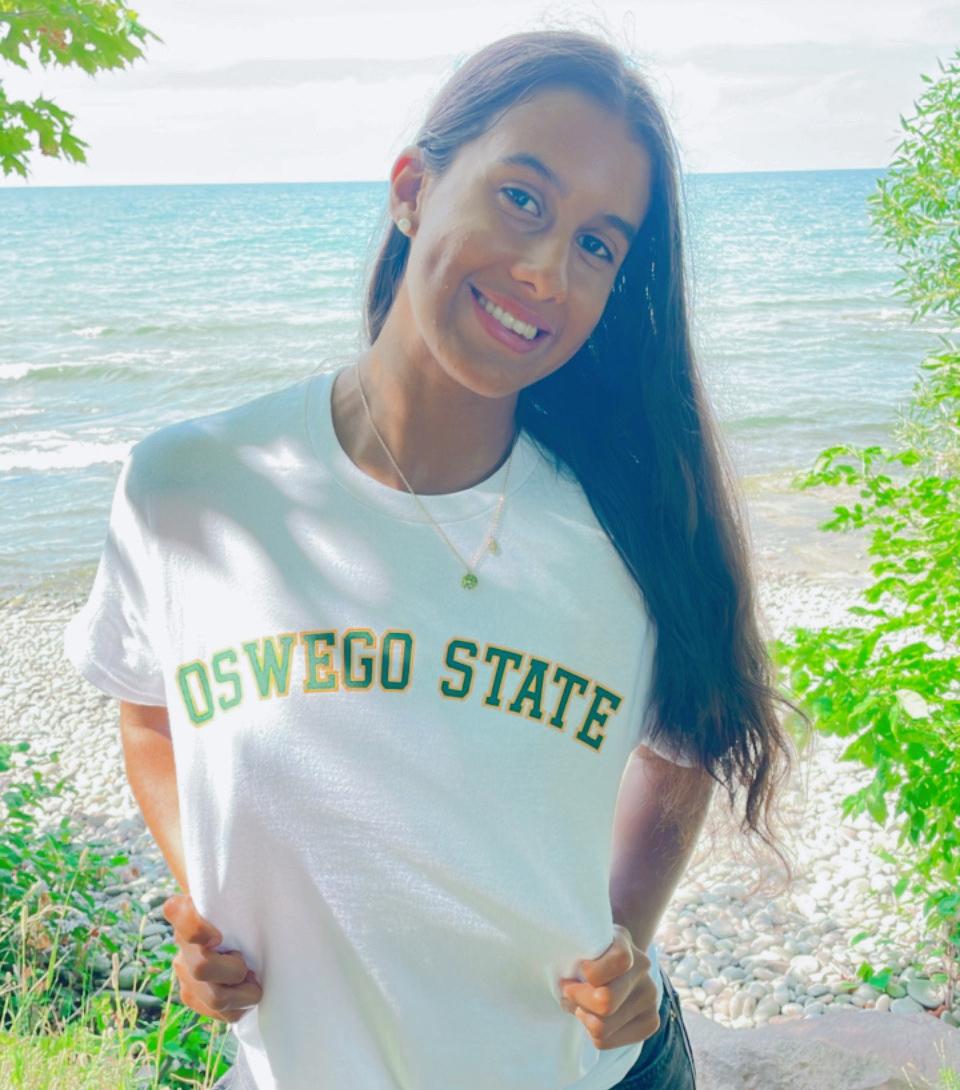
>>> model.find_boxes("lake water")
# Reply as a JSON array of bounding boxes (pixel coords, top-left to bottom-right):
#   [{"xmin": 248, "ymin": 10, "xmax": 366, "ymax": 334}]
[{"xmin": 1, "ymin": 170, "xmax": 951, "ymax": 600}]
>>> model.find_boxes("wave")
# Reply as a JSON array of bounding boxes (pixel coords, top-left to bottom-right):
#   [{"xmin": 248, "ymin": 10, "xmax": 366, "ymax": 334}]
[
  {"xmin": 61, "ymin": 311, "xmax": 356, "ymax": 339},
  {"xmin": 0, "ymin": 438, "xmax": 132, "ymax": 475},
  {"xmin": 0, "ymin": 363, "xmax": 34, "ymax": 381},
  {"xmin": 0, "ymin": 358, "xmax": 159, "ymax": 382}
]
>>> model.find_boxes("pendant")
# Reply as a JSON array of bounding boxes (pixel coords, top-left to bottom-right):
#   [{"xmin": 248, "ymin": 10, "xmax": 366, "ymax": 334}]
[
  {"xmin": 461, "ymin": 572, "xmax": 479, "ymax": 590},
  {"xmin": 488, "ymin": 538, "xmax": 500, "ymax": 555}
]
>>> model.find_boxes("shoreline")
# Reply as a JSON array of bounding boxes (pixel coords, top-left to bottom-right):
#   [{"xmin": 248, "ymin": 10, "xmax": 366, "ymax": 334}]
[{"xmin": 1, "ymin": 456, "xmax": 879, "ymax": 608}]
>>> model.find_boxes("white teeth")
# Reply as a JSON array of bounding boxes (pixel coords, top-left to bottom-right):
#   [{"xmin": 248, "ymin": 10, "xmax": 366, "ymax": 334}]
[{"xmin": 476, "ymin": 290, "xmax": 539, "ymax": 340}]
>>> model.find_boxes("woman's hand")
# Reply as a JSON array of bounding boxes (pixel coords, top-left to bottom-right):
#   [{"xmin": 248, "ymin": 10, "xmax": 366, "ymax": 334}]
[
  {"xmin": 558, "ymin": 923, "xmax": 660, "ymax": 1050},
  {"xmin": 162, "ymin": 893, "xmax": 263, "ymax": 1024}
]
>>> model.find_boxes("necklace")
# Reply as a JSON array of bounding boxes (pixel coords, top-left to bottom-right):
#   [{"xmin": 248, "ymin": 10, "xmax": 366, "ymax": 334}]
[{"xmin": 354, "ymin": 363, "xmax": 518, "ymax": 590}]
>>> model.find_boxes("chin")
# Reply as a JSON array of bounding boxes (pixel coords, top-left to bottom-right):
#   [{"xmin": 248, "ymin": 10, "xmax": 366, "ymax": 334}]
[{"xmin": 463, "ymin": 363, "xmax": 522, "ymax": 398}]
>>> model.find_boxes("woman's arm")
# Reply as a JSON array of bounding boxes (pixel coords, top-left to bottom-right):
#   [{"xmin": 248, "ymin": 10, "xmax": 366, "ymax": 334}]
[
  {"xmin": 608, "ymin": 745, "xmax": 714, "ymax": 952},
  {"xmin": 119, "ymin": 700, "xmax": 190, "ymax": 895}
]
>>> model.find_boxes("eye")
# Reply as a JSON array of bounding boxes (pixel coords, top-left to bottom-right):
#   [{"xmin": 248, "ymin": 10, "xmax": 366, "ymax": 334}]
[
  {"xmin": 500, "ymin": 186, "xmax": 616, "ymax": 263},
  {"xmin": 579, "ymin": 234, "xmax": 615, "ymax": 263},
  {"xmin": 502, "ymin": 186, "xmax": 541, "ymax": 215}
]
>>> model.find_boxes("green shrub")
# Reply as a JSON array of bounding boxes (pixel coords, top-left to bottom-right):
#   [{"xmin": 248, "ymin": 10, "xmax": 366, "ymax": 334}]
[{"xmin": 772, "ymin": 48, "xmax": 960, "ymax": 1012}]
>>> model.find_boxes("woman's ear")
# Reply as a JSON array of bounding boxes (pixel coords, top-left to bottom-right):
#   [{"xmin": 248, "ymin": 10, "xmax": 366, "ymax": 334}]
[{"xmin": 389, "ymin": 146, "xmax": 428, "ymax": 234}]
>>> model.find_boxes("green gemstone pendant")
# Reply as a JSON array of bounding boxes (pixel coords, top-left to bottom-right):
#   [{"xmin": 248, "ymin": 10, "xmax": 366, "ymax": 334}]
[{"xmin": 461, "ymin": 572, "xmax": 479, "ymax": 590}]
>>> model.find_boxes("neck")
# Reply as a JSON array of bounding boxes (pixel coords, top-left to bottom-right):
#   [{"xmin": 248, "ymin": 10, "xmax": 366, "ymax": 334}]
[{"xmin": 331, "ymin": 346, "xmax": 520, "ymax": 497}]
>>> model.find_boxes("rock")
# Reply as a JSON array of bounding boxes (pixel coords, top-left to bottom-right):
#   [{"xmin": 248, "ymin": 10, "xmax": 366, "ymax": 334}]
[
  {"xmin": 789, "ymin": 955, "xmax": 820, "ymax": 975},
  {"xmin": 683, "ymin": 1008, "xmax": 960, "ymax": 1090},
  {"xmin": 675, "ymin": 954, "xmax": 700, "ymax": 978},
  {"xmin": 751, "ymin": 967, "xmax": 777, "ymax": 981},
  {"xmin": 905, "ymin": 977, "xmax": 946, "ymax": 1010},
  {"xmin": 116, "ymin": 989, "xmax": 164, "ymax": 1010},
  {"xmin": 890, "ymin": 996, "xmax": 924, "ymax": 1016},
  {"xmin": 753, "ymin": 946, "xmax": 790, "ymax": 964},
  {"xmin": 754, "ymin": 996, "xmax": 781, "ymax": 1020},
  {"xmin": 117, "ymin": 963, "xmax": 143, "ymax": 990},
  {"xmin": 721, "ymin": 966, "xmax": 748, "ymax": 983},
  {"xmin": 792, "ymin": 893, "xmax": 818, "ymax": 916}
]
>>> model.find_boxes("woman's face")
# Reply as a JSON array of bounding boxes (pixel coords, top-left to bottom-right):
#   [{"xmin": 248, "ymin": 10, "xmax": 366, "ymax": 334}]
[{"xmin": 391, "ymin": 86, "xmax": 654, "ymax": 397}]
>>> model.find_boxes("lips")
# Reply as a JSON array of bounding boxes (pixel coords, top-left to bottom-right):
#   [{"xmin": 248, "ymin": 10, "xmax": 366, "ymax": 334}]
[{"xmin": 470, "ymin": 283, "xmax": 554, "ymax": 336}]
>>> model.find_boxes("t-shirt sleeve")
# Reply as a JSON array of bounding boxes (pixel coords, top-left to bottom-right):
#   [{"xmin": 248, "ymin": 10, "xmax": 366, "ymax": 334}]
[
  {"xmin": 63, "ymin": 447, "xmax": 167, "ymax": 706},
  {"xmin": 636, "ymin": 699, "xmax": 699, "ymax": 767}
]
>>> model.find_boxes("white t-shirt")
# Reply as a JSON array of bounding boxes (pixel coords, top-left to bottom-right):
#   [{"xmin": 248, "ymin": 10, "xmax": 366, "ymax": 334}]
[{"xmin": 64, "ymin": 362, "xmax": 696, "ymax": 1090}]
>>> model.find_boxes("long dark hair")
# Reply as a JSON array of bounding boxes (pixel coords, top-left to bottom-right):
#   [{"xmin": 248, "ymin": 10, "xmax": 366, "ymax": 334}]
[{"xmin": 358, "ymin": 27, "xmax": 812, "ymax": 889}]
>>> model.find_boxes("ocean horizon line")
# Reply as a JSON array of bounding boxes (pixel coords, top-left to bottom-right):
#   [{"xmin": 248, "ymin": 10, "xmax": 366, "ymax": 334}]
[{"xmin": 0, "ymin": 165, "xmax": 888, "ymax": 192}]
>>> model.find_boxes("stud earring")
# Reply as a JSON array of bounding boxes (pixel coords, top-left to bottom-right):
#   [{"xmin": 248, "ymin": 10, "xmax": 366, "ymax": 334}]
[{"xmin": 396, "ymin": 216, "xmax": 411, "ymax": 234}]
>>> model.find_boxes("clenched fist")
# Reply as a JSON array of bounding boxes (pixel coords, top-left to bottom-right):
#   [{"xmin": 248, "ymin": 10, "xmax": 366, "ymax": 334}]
[
  {"xmin": 558, "ymin": 923, "xmax": 660, "ymax": 1050},
  {"xmin": 162, "ymin": 893, "xmax": 262, "ymax": 1024}
]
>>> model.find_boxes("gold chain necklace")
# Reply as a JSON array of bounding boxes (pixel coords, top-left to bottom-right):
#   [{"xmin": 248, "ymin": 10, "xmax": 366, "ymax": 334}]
[{"xmin": 354, "ymin": 363, "xmax": 517, "ymax": 590}]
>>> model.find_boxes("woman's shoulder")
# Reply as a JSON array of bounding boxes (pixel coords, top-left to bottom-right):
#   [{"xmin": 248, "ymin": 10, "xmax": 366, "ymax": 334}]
[{"xmin": 131, "ymin": 375, "xmax": 313, "ymax": 493}]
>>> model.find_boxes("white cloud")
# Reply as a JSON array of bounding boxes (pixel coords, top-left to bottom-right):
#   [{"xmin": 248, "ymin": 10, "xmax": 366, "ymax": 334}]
[{"xmin": 1, "ymin": 0, "xmax": 956, "ymax": 185}]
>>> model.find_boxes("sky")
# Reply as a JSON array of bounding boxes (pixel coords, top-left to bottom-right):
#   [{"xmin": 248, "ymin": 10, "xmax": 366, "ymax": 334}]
[{"xmin": 2, "ymin": 0, "xmax": 958, "ymax": 187}]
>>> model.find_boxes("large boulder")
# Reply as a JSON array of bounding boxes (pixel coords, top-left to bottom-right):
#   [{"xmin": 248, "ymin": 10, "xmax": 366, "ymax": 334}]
[{"xmin": 683, "ymin": 1008, "xmax": 960, "ymax": 1090}]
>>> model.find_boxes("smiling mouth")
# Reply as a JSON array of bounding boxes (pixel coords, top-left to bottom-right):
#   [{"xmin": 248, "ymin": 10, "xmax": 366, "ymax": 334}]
[{"xmin": 469, "ymin": 284, "xmax": 551, "ymax": 340}]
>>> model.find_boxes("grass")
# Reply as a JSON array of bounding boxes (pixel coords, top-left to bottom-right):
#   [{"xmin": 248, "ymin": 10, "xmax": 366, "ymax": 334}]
[
  {"xmin": 0, "ymin": 925, "xmax": 236, "ymax": 1090},
  {"xmin": 0, "ymin": 1022, "xmax": 174, "ymax": 1090},
  {"xmin": 0, "ymin": 739, "xmax": 235, "ymax": 1089}
]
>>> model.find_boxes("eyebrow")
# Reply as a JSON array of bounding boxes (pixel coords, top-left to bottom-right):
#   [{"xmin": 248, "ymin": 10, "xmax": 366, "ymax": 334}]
[{"xmin": 496, "ymin": 152, "xmax": 640, "ymax": 247}]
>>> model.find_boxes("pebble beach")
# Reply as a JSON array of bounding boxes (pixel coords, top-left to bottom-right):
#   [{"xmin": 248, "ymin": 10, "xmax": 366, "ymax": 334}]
[{"xmin": 1, "ymin": 479, "xmax": 957, "ymax": 1038}]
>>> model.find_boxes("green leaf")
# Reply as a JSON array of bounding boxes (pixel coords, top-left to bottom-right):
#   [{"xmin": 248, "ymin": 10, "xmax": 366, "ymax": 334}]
[
  {"xmin": 867, "ymin": 968, "xmax": 893, "ymax": 990},
  {"xmin": 841, "ymin": 733, "xmax": 878, "ymax": 766}
]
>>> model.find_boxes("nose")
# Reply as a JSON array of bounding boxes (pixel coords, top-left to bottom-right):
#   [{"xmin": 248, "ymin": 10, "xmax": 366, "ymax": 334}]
[{"xmin": 510, "ymin": 236, "xmax": 569, "ymax": 304}]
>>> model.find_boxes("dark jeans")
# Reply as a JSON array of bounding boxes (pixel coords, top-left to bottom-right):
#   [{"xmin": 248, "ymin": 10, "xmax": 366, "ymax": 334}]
[
  {"xmin": 209, "ymin": 971, "xmax": 698, "ymax": 1089},
  {"xmin": 606, "ymin": 968, "xmax": 697, "ymax": 1089}
]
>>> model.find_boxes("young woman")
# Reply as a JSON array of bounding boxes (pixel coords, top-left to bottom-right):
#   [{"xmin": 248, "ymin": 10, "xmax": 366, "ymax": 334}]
[{"xmin": 65, "ymin": 26, "xmax": 803, "ymax": 1090}]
